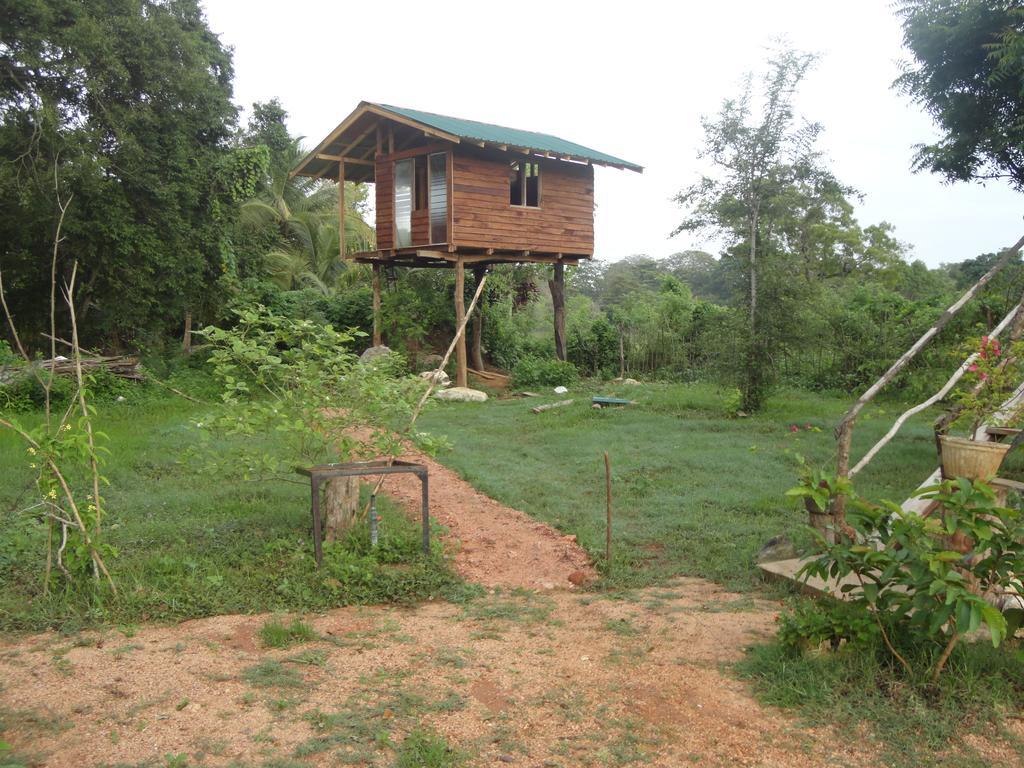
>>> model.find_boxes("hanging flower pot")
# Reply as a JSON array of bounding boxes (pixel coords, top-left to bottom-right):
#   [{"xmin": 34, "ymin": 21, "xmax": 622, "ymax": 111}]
[{"xmin": 938, "ymin": 435, "xmax": 1011, "ymax": 480}]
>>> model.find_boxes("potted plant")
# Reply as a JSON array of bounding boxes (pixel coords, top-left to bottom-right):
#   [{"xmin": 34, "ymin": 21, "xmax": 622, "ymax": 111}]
[{"xmin": 939, "ymin": 335, "xmax": 1023, "ymax": 480}]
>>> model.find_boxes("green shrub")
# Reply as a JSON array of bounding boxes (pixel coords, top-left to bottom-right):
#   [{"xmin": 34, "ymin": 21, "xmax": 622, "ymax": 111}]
[
  {"xmin": 0, "ymin": 340, "xmax": 16, "ymax": 366},
  {"xmin": 776, "ymin": 599, "xmax": 879, "ymax": 654},
  {"xmin": 510, "ymin": 357, "xmax": 578, "ymax": 388},
  {"xmin": 800, "ymin": 477, "xmax": 1024, "ymax": 681},
  {"xmin": 0, "ymin": 371, "xmax": 74, "ymax": 412}
]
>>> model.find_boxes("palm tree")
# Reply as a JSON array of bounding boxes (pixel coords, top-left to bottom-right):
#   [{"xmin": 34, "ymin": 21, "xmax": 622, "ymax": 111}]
[{"xmin": 239, "ymin": 138, "xmax": 375, "ymax": 294}]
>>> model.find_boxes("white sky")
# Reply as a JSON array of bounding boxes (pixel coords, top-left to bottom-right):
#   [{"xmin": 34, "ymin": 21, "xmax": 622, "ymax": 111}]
[{"xmin": 203, "ymin": 0, "xmax": 1023, "ymax": 267}]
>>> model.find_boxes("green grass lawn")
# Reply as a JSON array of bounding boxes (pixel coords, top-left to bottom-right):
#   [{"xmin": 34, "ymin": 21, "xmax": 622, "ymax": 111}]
[
  {"xmin": 0, "ymin": 395, "xmax": 463, "ymax": 632},
  {"xmin": 418, "ymin": 381, "xmax": 941, "ymax": 590},
  {"xmin": 0, "ymin": 378, "xmax": 943, "ymax": 628}
]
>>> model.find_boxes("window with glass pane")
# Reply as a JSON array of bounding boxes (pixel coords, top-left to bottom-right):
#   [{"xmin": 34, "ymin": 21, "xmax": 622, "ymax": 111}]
[
  {"xmin": 429, "ymin": 152, "xmax": 448, "ymax": 244},
  {"xmin": 394, "ymin": 159, "xmax": 413, "ymax": 248}
]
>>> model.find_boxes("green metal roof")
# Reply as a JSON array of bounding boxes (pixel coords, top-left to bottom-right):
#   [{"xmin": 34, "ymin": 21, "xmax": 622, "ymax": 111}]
[{"xmin": 373, "ymin": 103, "xmax": 643, "ymax": 173}]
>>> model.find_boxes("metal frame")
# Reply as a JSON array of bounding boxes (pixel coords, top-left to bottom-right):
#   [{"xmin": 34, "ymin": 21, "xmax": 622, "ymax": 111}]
[{"xmin": 296, "ymin": 460, "xmax": 429, "ymax": 566}]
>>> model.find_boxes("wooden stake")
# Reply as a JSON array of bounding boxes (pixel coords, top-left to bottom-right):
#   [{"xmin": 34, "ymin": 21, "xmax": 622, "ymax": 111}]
[
  {"xmin": 604, "ymin": 451, "xmax": 612, "ymax": 567},
  {"xmin": 372, "ymin": 264, "xmax": 382, "ymax": 347},
  {"xmin": 455, "ymin": 257, "xmax": 468, "ymax": 388}
]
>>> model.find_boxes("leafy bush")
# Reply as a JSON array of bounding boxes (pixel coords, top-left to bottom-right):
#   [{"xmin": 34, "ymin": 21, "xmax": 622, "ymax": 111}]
[
  {"xmin": 510, "ymin": 357, "xmax": 579, "ymax": 388},
  {"xmin": 0, "ymin": 371, "xmax": 75, "ymax": 412},
  {"xmin": 0, "ymin": 340, "xmax": 16, "ymax": 366},
  {"xmin": 800, "ymin": 477, "xmax": 1024, "ymax": 681},
  {"xmin": 776, "ymin": 598, "xmax": 879, "ymax": 654}
]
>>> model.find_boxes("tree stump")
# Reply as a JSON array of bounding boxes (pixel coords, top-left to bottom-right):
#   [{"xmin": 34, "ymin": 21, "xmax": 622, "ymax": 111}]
[{"xmin": 324, "ymin": 476, "xmax": 360, "ymax": 542}]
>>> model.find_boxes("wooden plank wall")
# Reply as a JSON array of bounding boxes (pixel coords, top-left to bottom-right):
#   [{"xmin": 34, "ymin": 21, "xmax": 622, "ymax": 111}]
[
  {"xmin": 375, "ymin": 159, "xmax": 394, "ymax": 250},
  {"xmin": 412, "ymin": 208, "xmax": 430, "ymax": 245},
  {"xmin": 451, "ymin": 146, "xmax": 594, "ymax": 254}
]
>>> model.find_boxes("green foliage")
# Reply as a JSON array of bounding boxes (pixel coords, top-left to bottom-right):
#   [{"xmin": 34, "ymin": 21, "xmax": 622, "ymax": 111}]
[
  {"xmin": 897, "ymin": 1, "xmax": 1024, "ymax": 190},
  {"xmin": 784, "ymin": 454, "xmax": 853, "ymax": 513},
  {"xmin": 948, "ymin": 335, "xmax": 1024, "ymax": 436},
  {"xmin": 673, "ymin": 47, "xmax": 907, "ymax": 410},
  {"xmin": 394, "ymin": 728, "xmax": 465, "ymax": 768},
  {"xmin": 198, "ymin": 305, "xmax": 423, "ymax": 476},
  {"xmin": 800, "ymin": 478, "xmax": 1024, "ymax": 679},
  {"xmin": 0, "ymin": 0, "xmax": 240, "ymax": 345},
  {"xmin": 259, "ymin": 617, "xmax": 317, "ymax": 649},
  {"xmin": 776, "ymin": 598, "xmax": 879, "ymax": 653},
  {"xmin": 510, "ymin": 357, "xmax": 578, "ymax": 388}
]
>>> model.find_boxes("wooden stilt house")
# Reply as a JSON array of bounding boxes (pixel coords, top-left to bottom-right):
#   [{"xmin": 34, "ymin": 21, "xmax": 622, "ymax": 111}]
[{"xmin": 292, "ymin": 102, "xmax": 642, "ymax": 386}]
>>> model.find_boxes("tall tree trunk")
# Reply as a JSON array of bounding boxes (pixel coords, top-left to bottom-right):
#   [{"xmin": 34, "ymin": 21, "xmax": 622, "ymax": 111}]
[{"xmin": 324, "ymin": 476, "xmax": 359, "ymax": 542}]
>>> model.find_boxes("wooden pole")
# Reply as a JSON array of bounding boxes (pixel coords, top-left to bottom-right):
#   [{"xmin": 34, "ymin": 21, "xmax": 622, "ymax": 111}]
[
  {"xmin": 455, "ymin": 256, "xmax": 468, "ymax": 388},
  {"xmin": 372, "ymin": 264, "xmax": 382, "ymax": 347},
  {"xmin": 338, "ymin": 159, "xmax": 346, "ymax": 260},
  {"xmin": 604, "ymin": 451, "xmax": 612, "ymax": 567},
  {"xmin": 550, "ymin": 262, "xmax": 566, "ymax": 361},
  {"xmin": 471, "ymin": 267, "xmax": 486, "ymax": 371}
]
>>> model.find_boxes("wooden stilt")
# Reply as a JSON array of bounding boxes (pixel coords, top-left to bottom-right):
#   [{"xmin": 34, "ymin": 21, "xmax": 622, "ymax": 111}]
[
  {"xmin": 455, "ymin": 257, "xmax": 468, "ymax": 387},
  {"xmin": 550, "ymin": 262, "xmax": 566, "ymax": 361},
  {"xmin": 338, "ymin": 160, "xmax": 346, "ymax": 260},
  {"xmin": 470, "ymin": 267, "xmax": 486, "ymax": 371},
  {"xmin": 372, "ymin": 264, "xmax": 382, "ymax": 347}
]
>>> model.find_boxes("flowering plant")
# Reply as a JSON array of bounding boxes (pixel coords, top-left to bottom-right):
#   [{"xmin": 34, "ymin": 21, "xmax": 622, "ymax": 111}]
[{"xmin": 951, "ymin": 335, "xmax": 1024, "ymax": 438}]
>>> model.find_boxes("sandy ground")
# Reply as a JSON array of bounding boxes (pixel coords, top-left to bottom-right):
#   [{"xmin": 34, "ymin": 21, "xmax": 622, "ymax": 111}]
[
  {"xmin": 2, "ymin": 445, "xmax": 1019, "ymax": 766},
  {"xmin": 376, "ymin": 441, "xmax": 595, "ymax": 590},
  {"xmin": 0, "ymin": 580, "xmax": 882, "ymax": 768}
]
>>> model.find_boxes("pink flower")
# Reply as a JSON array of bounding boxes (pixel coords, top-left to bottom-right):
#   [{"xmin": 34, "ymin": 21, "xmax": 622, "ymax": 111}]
[{"xmin": 789, "ymin": 425, "xmax": 799, "ymax": 433}]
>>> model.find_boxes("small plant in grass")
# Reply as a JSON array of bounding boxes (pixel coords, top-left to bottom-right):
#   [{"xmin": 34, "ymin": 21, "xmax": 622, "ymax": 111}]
[
  {"xmin": 798, "ymin": 477, "xmax": 1024, "ymax": 682},
  {"xmin": 776, "ymin": 598, "xmax": 878, "ymax": 653},
  {"xmin": 785, "ymin": 453, "xmax": 851, "ymax": 516},
  {"xmin": 242, "ymin": 660, "xmax": 305, "ymax": 689},
  {"xmin": 394, "ymin": 728, "xmax": 465, "ymax": 768},
  {"xmin": 259, "ymin": 617, "xmax": 317, "ymax": 649}
]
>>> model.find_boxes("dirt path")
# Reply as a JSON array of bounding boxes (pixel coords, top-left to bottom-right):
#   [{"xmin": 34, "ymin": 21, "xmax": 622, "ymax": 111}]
[
  {"xmin": 0, "ymin": 580, "xmax": 886, "ymax": 767},
  {"xmin": 376, "ymin": 443, "xmax": 595, "ymax": 590}
]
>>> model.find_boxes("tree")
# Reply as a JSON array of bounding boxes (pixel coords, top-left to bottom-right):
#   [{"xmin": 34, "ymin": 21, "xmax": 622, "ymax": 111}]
[
  {"xmin": 1, "ymin": 0, "xmax": 242, "ymax": 347},
  {"xmin": 235, "ymin": 106, "xmax": 374, "ymax": 294},
  {"xmin": 896, "ymin": 1, "xmax": 1024, "ymax": 189},
  {"xmin": 672, "ymin": 48, "xmax": 821, "ymax": 411}
]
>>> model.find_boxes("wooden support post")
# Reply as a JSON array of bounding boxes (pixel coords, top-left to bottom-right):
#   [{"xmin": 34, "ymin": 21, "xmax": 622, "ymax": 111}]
[
  {"xmin": 372, "ymin": 263, "xmax": 382, "ymax": 347},
  {"xmin": 338, "ymin": 159, "xmax": 346, "ymax": 260},
  {"xmin": 550, "ymin": 262, "xmax": 566, "ymax": 361},
  {"xmin": 455, "ymin": 257, "xmax": 468, "ymax": 388},
  {"xmin": 471, "ymin": 267, "xmax": 486, "ymax": 371}
]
